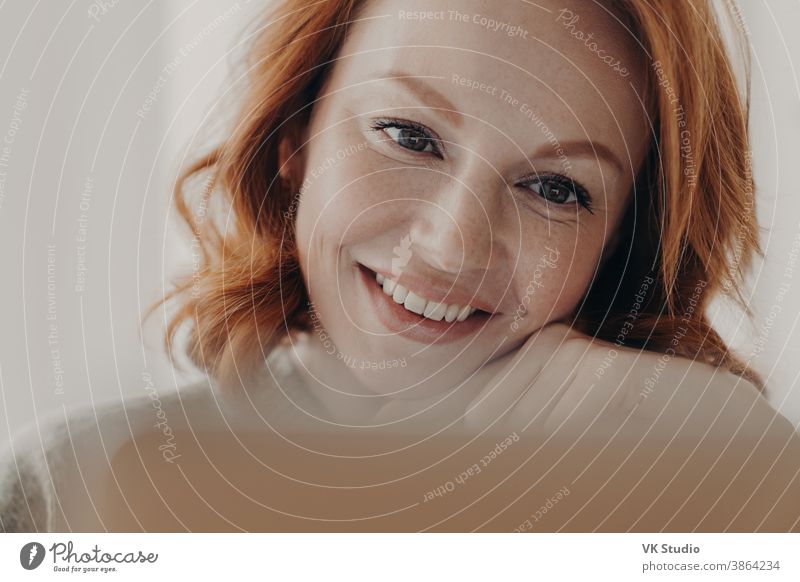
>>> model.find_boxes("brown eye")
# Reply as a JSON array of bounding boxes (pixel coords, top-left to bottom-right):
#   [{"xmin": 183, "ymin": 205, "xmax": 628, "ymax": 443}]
[
  {"xmin": 370, "ymin": 118, "xmax": 443, "ymax": 157},
  {"xmin": 390, "ymin": 126, "xmax": 431, "ymax": 152},
  {"xmin": 531, "ymin": 179, "xmax": 574, "ymax": 203},
  {"xmin": 522, "ymin": 175, "xmax": 594, "ymax": 214}
]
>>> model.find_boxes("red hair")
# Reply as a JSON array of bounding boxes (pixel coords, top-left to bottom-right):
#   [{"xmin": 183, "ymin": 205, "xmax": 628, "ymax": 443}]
[{"xmin": 147, "ymin": 0, "xmax": 762, "ymax": 390}]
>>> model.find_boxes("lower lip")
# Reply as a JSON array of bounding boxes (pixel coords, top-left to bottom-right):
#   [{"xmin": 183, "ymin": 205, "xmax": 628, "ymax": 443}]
[{"xmin": 356, "ymin": 263, "xmax": 496, "ymax": 345}]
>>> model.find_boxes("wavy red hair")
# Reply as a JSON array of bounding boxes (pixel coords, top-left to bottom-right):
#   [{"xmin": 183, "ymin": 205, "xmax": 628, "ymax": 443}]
[{"xmin": 147, "ymin": 0, "xmax": 762, "ymax": 390}]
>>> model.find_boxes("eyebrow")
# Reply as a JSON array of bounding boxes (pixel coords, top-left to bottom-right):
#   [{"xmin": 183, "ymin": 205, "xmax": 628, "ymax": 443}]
[
  {"xmin": 375, "ymin": 70, "xmax": 624, "ymax": 174},
  {"xmin": 374, "ymin": 70, "xmax": 464, "ymax": 127},
  {"xmin": 532, "ymin": 140, "xmax": 625, "ymax": 174}
]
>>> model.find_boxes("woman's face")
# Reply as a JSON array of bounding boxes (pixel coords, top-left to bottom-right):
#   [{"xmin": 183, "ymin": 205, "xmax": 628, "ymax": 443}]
[{"xmin": 291, "ymin": 0, "xmax": 650, "ymax": 397}]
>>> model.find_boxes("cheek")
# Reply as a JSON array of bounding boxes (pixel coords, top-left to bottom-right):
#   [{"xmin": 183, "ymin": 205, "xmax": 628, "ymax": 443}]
[
  {"xmin": 295, "ymin": 163, "xmax": 403, "ymax": 284},
  {"xmin": 295, "ymin": 147, "xmax": 365, "ymax": 254},
  {"xmin": 514, "ymin": 226, "xmax": 606, "ymax": 317},
  {"xmin": 299, "ymin": 151, "xmax": 414, "ymax": 243}
]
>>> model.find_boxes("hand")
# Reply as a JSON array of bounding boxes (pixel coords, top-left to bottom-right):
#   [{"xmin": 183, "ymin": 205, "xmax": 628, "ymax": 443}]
[
  {"xmin": 461, "ymin": 321, "xmax": 588, "ymax": 434},
  {"xmin": 462, "ymin": 321, "xmax": 790, "ymax": 441},
  {"xmin": 368, "ymin": 322, "xmax": 584, "ymax": 429}
]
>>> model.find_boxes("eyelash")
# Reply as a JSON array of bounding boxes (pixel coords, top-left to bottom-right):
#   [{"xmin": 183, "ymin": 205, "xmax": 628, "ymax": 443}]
[
  {"xmin": 368, "ymin": 117, "xmax": 594, "ymax": 214},
  {"xmin": 517, "ymin": 173, "xmax": 595, "ymax": 215},
  {"xmin": 369, "ymin": 117, "xmax": 445, "ymax": 158}
]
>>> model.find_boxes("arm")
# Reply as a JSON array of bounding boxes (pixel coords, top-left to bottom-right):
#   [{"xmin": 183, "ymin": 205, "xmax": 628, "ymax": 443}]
[{"xmin": 462, "ymin": 322, "xmax": 800, "ymax": 531}]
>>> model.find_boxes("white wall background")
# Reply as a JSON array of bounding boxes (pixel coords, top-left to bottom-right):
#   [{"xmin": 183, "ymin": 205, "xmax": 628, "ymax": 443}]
[
  {"xmin": 0, "ymin": 0, "xmax": 259, "ymax": 440},
  {"xmin": 0, "ymin": 0, "xmax": 798, "ymax": 446}
]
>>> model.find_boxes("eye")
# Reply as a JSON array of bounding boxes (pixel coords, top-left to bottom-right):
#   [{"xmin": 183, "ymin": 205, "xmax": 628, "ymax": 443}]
[
  {"xmin": 520, "ymin": 174, "xmax": 594, "ymax": 214},
  {"xmin": 369, "ymin": 118, "xmax": 444, "ymax": 158}
]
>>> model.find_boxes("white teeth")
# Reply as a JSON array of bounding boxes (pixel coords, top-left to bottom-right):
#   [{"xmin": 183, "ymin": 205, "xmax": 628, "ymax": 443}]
[
  {"xmin": 444, "ymin": 303, "xmax": 461, "ymax": 323},
  {"xmin": 403, "ymin": 290, "xmax": 428, "ymax": 315},
  {"xmin": 423, "ymin": 301, "xmax": 448, "ymax": 321},
  {"xmin": 374, "ymin": 273, "xmax": 478, "ymax": 322},
  {"xmin": 456, "ymin": 305, "xmax": 472, "ymax": 322},
  {"xmin": 392, "ymin": 284, "xmax": 408, "ymax": 304}
]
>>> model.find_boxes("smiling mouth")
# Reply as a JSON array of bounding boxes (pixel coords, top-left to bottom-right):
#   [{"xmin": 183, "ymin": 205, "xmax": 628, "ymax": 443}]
[
  {"xmin": 355, "ymin": 262, "xmax": 496, "ymax": 344},
  {"xmin": 374, "ymin": 272, "xmax": 479, "ymax": 323}
]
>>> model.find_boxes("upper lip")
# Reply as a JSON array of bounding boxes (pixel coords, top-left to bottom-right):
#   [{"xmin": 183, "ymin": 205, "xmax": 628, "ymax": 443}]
[{"xmin": 361, "ymin": 262, "xmax": 500, "ymax": 315}]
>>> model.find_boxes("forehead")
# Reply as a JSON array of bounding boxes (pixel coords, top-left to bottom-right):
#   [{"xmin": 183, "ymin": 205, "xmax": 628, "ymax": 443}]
[{"xmin": 330, "ymin": 0, "xmax": 649, "ymax": 172}]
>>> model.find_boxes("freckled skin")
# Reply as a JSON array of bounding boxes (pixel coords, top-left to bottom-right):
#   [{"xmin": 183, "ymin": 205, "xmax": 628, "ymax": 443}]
[
  {"xmin": 287, "ymin": 0, "xmax": 650, "ymax": 410},
  {"xmin": 19, "ymin": 1, "xmax": 800, "ymax": 536}
]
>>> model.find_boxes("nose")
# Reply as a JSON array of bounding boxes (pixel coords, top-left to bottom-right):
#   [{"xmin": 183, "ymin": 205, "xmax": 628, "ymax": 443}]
[{"xmin": 408, "ymin": 165, "xmax": 498, "ymax": 274}]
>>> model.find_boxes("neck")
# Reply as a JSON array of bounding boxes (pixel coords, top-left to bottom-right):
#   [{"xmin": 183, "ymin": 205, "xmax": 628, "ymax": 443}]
[
  {"xmin": 285, "ymin": 331, "xmax": 389, "ymax": 423},
  {"xmin": 284, "ymin": 330, "xmax": 498, "ymax": 429}
]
